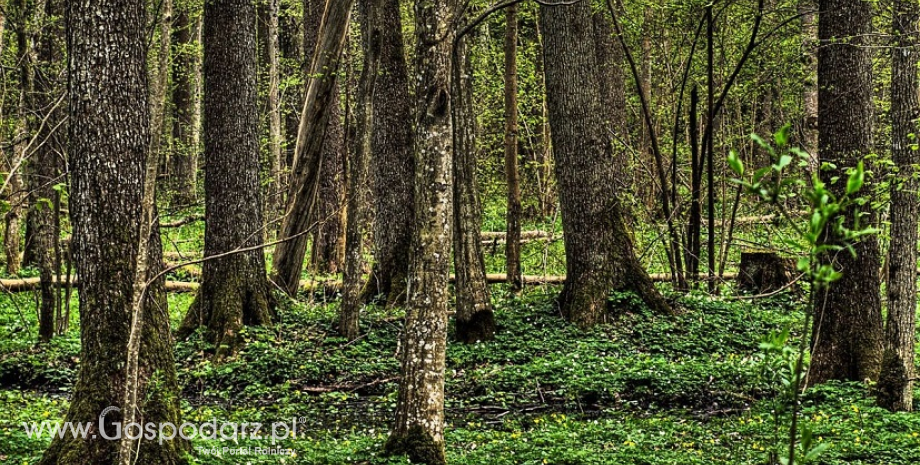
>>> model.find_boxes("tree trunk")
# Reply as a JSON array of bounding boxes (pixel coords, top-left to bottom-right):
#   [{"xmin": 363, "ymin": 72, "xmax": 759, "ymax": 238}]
[
  {"xmin": 340, "ymin": 0, "xmax": 380, "ymax": 340},
  {"xmin": 362, "ymin": 0, "xmax": 415, "ymax": 305},
  {"xmin": 453, "ymin": 37, "xmax": 495, "ymax": 343},
  {"xmin": 540, "ymin": 0, "xmax": 669, "ymax": 328},
  {"xmin": 38, "ymin": 1, "xmax": 186, "ymax": 462},
  {"xmin": 503, "ymin": 5, "xmax": 522, "ymax": 293},
  {"xmin": 305, "ymin": 0, "xmax": 347, "ymax": 275},
  {"xmin": 592, "ymin": 8, "xmax": 629, "ymax": 193},
  {"xmin": 809, "ymin": 0, "xmax": 884, "ymax": 385},
  {"xmin": 29, "ymin": 0, "xmax": 64, "ymax": 343},
  {"xmin": 169, "ymin": 2, "xmax": 199, "ymax": 206},
  {"xmin": 179, "ymin": 0, "xmax": 274, "ymax": 356},
  {"xmin": 271, "ymin": 0, "xmax": 353, "ymax": 295},
  {"xmin": 263, "ymin": 0, "xmax": 284, "ymax": 224},
  {"xmin": 800, "ymin": 0, "xmax": 819, "ymax": 173},
  {"xmin": 6, "ymin": 0, "xmax": 32, "ymax": 277},
  {"xmin": 877, "ymin": 0, "xmax": 918, "ymax": 412},
  {"xmin": 384, "ymin": 0, "xmax": 455, "ymax": 462}
]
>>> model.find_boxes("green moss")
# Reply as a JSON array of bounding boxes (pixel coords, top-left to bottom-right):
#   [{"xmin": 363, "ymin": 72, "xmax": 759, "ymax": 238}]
[{"xmin": 384, "ymin": 425, "xmax": 447, "ymax": 465}]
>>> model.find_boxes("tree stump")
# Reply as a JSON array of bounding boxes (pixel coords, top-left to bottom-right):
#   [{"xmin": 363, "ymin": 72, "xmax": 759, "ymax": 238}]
[{"xmin": 737, "ymin": 251, "xmax": 794, "ymax": 294}]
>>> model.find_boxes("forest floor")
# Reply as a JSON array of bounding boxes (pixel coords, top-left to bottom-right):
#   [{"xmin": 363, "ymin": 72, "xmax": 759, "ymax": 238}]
[{"xmin": 1, "ymin": 284, "xmax": 919, "ymax": 464}]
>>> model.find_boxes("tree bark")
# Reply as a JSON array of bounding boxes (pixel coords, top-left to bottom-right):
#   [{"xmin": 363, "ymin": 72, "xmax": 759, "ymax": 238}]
[
  {"xmin": 271, "ymin": 0, "xmax": 353, "ymax": 295},
  {"xmin": 169, "ymin": 1, "xmax": 199, "ymax": 206},
  {"xmin": 5, "ymin": 0, "xmax": 32, "ymax": 277},
  {"xmin": 877, "ymin": 0, "xmax": 917, "ymax": 412},
  {"xmin": 539, "ymin": 0, "xmax": 669, "ymax": 328},
  {"xmin": 384, "ymin": 0, "xmax": 455, "ymax": 462},
  {"xmin": 339, "ymin": 0, "xmax": 379, "ymax": 340},
  {"xmin": 179, "ymin": 0, "xmax": 274, "ymax": 356},
  {"xmin": 809, "ymin": 0, "xmax": 884, "ymax": 385},
  {"xmin": 304, "ymin": 0, "xmax": 347, "ymax": 275},
  {"xmin": 38, "ymin": 1, "xmax": 186, "ymax": 462},
  {"xmin": 362, "ymin": 0, "xmax": 415, "ymax": 305},
  {"xmin": 800, "ymin": 0, "xmax": 819, "ymax": 173},
  {"xmin": 453, "ymin": 37, "xmax": 495, "ymax": 343},
  {"xmin": 592, "ymin": 8, "xmax": 629, "ymax": 192},
  {"xmin": 503, "ymin": 5, "xmax": 523, "ymax": 293}
]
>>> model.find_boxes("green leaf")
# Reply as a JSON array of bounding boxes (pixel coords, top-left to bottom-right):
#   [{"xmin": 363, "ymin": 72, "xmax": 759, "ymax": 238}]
[
  {"xmin": 846, "ymin": 161, "xmax": 864, "ymax": 195},
  {"xmin": 727, "ymin": 150, "xmax": 744, "ymax": 176}
]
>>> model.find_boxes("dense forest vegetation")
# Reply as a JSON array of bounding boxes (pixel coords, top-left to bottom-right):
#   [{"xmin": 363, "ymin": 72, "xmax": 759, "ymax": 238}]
[{"xmin": 1, "ymin": 0, "xmax": 919, "ymax": 463}]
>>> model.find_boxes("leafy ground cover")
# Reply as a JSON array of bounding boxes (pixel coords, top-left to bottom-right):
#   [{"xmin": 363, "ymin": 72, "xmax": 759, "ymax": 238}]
[{"xmin": 1, "ymin": 286, "xmax": 919, "ymax": 464}]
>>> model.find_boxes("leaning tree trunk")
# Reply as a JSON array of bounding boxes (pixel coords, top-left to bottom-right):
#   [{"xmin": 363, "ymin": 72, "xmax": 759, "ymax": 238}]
[
  {"xmin": 877, "ymin": 0, "xmax": 918, "ymax": 412},
  {"xmin": 452, "ymin": 37, "xmax": 495, "ymax": 343},
  {"xmin": 304, "ymin": 0, "xmax": 347, "ymax": 275},
  {"xmin": 271, "ymin": 0, "xmax": 352, "ymax": 295},
  {"xmin": 362, "ymin": 0, "xmax": 415, "ymax": 305},
  {"xmin": 169, "ymin": 2, "xmax": 199, "ymax": 206},
  {"xmin": 503, "ymin": 4, "xmax": 523, "ymax": 293},
  {"xmin": 179, "ymin": 0, "xmax": 274, "ymax": 356},
  {"xmin": 809, "ymin": 0, "xmax": 884, "ymax": 384},
  {"xmin": 384, "ymin": 0, "xmax": 455, "ymax": 462},
  {"xmin": 38, "ymin": 1, "xmax": 186, "ymax": 462},
  {"xmin": 540, "ymin": 0, "xmax": 669, "ymax": 328}
]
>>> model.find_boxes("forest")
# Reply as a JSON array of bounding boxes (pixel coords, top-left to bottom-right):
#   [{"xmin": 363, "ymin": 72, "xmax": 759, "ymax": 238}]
[{"xmin": 1, "ymin": 0, "xmax": 920, "ymax": 463}]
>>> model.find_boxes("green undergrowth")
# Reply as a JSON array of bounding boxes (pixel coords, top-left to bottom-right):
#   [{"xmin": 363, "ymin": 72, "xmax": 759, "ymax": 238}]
[{"xmin": 2, "ymin": 287, "xmax": 919, "ymax": 464}]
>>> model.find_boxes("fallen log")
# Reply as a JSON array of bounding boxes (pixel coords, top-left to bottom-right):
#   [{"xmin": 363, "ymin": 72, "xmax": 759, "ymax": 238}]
[{"xmin": 0, "ymin": 276, "xmax": 200, "ymax": 293}]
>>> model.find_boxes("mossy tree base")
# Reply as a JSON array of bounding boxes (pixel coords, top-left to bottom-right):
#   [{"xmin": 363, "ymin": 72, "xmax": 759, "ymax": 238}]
[
  {"xmin": 384, "ymin": 426, "xmax": 447, "ymax": 465},
  {"xmin": 179, "ymin": 255, "xmax": 274, "ymax": 357},
  {"xmin": 455, "ymin": 309, "xmax": 496, "ymax": 343}
]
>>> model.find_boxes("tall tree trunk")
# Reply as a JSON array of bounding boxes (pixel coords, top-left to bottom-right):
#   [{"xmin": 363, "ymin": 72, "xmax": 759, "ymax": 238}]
[
  {"xmin": 179, "ymin": 0, "xmax": 274, "ymax": 356},
  {"xmin": 453, "ymin": 37, "xmax": 495, "ymax": 343},
  {"xmin": 534, "ymin": 18, "xmax": 555, "ymax": 218},
  {"xmin": 38, "ymin": 1, "xmax": 186, "ymax": 462},
  {"xmin": 271, "ymin": 0, "xmax": 352, "ymax": 295},
  {"xmin": 809, "ymin": 0, "xmax": 884, "ymax": 384},
  {"xmin": 503, "ymin": 5, "xmax": 523, "ymax": 293},
  {"xmin": 305, "ymin": 0, "xmax": 346, "ymax": 275},
  {"xmin": 169, "ymin": 1, "xmax": 199, "ymax": 206},
  {"xmin": 384, "ymin": 0, "xmax": 455, "ymax": 462},
  {"xmin": 362, "ymin": 0, "xmax": 414, "ymax": 305},
  {"xmin": 6, "ymin": 0, "xmax": 32, "ymax": 277},
  {"xmin": 264, "ymin": 0, "xmax": 284, "ymax": 223},
  {"xmin": 340, "ymin": 0, "xmax": 380, "ymax": 339},
  {"xmin": 27, "ymin": 0, "xmax": 64, "ymax": 343},
  {"xmin": 592, "ymin": 8, "xmax": 628, "ymax": 192},
  {"xmin": 800, "ymin": 0, "xmax": 819, "ymax": 172},
  {"xmin": 877, "ymin": 0, "xmax": 918, "ymax": 412},
  {"xmin": 540, "ymin": 0, "xmax": 669, "ymax": 328}
]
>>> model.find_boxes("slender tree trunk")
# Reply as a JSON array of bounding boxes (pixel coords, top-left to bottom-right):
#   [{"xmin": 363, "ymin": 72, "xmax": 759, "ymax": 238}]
[
  {"xmin": 540, "ymin": 0, "xmax": 669, "ymax": 328},
  {"xmin": 6, "ymin": 0, "xmax": 32, "ymax": 277},
  {"xmin": 534, "ymin": 18, "xmax": 555, "ymax": 218},
  {"xmin": 38, "ymin": 1, "xmax": 186, "ymax": 462},
  {"xmin": 305, "ymin": 0, "xmax": 346, "ymax": 275},
  {"xmin": 687, "ymin": 86, "xmax": 702, "ymax": 280},
  {"xmin": 384, "ymin": 0, "xmax": 455, "ymax": 462},
  {"xmin": 362, "ymin": 0, "xmax": 415, "ymax": 305},
  {"xmin": 169, "ymin": 2, "xmax": 199, "ymax": 206},
  {"xmin": 800, "ymin": 0, "xmax": 819, "ymax": 172},
  {"xmin": 27, "ymin": 0, "xmax": 63, "ymax": 343},
  {"xmin": 453, "ymin": 37, "xmax": 495, "ymax": 343},
  {"xmin": 340, "ymin": 0, "xmax": 380, "ymax": 339},
  {"xmin": 809, "ymin": 0, "xmax": 884, "ymax": 384},
  {"xmin": 272, "ymin": 0, "xmax": 353, "ymax": 295},
  {"xmin": 503, "ymin": 5, "xmax": 522, "ymax": 293},
  {"xmin": 179, "ymin": 0, "xmax": 274, "ymax": 356},
  {"xmin": 265, "ymin": 0, "xmax": 284, "ymax": 223},
  {"xmin": 877, "ymin": 0, "xmax": 917, "ymax": 412}
]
